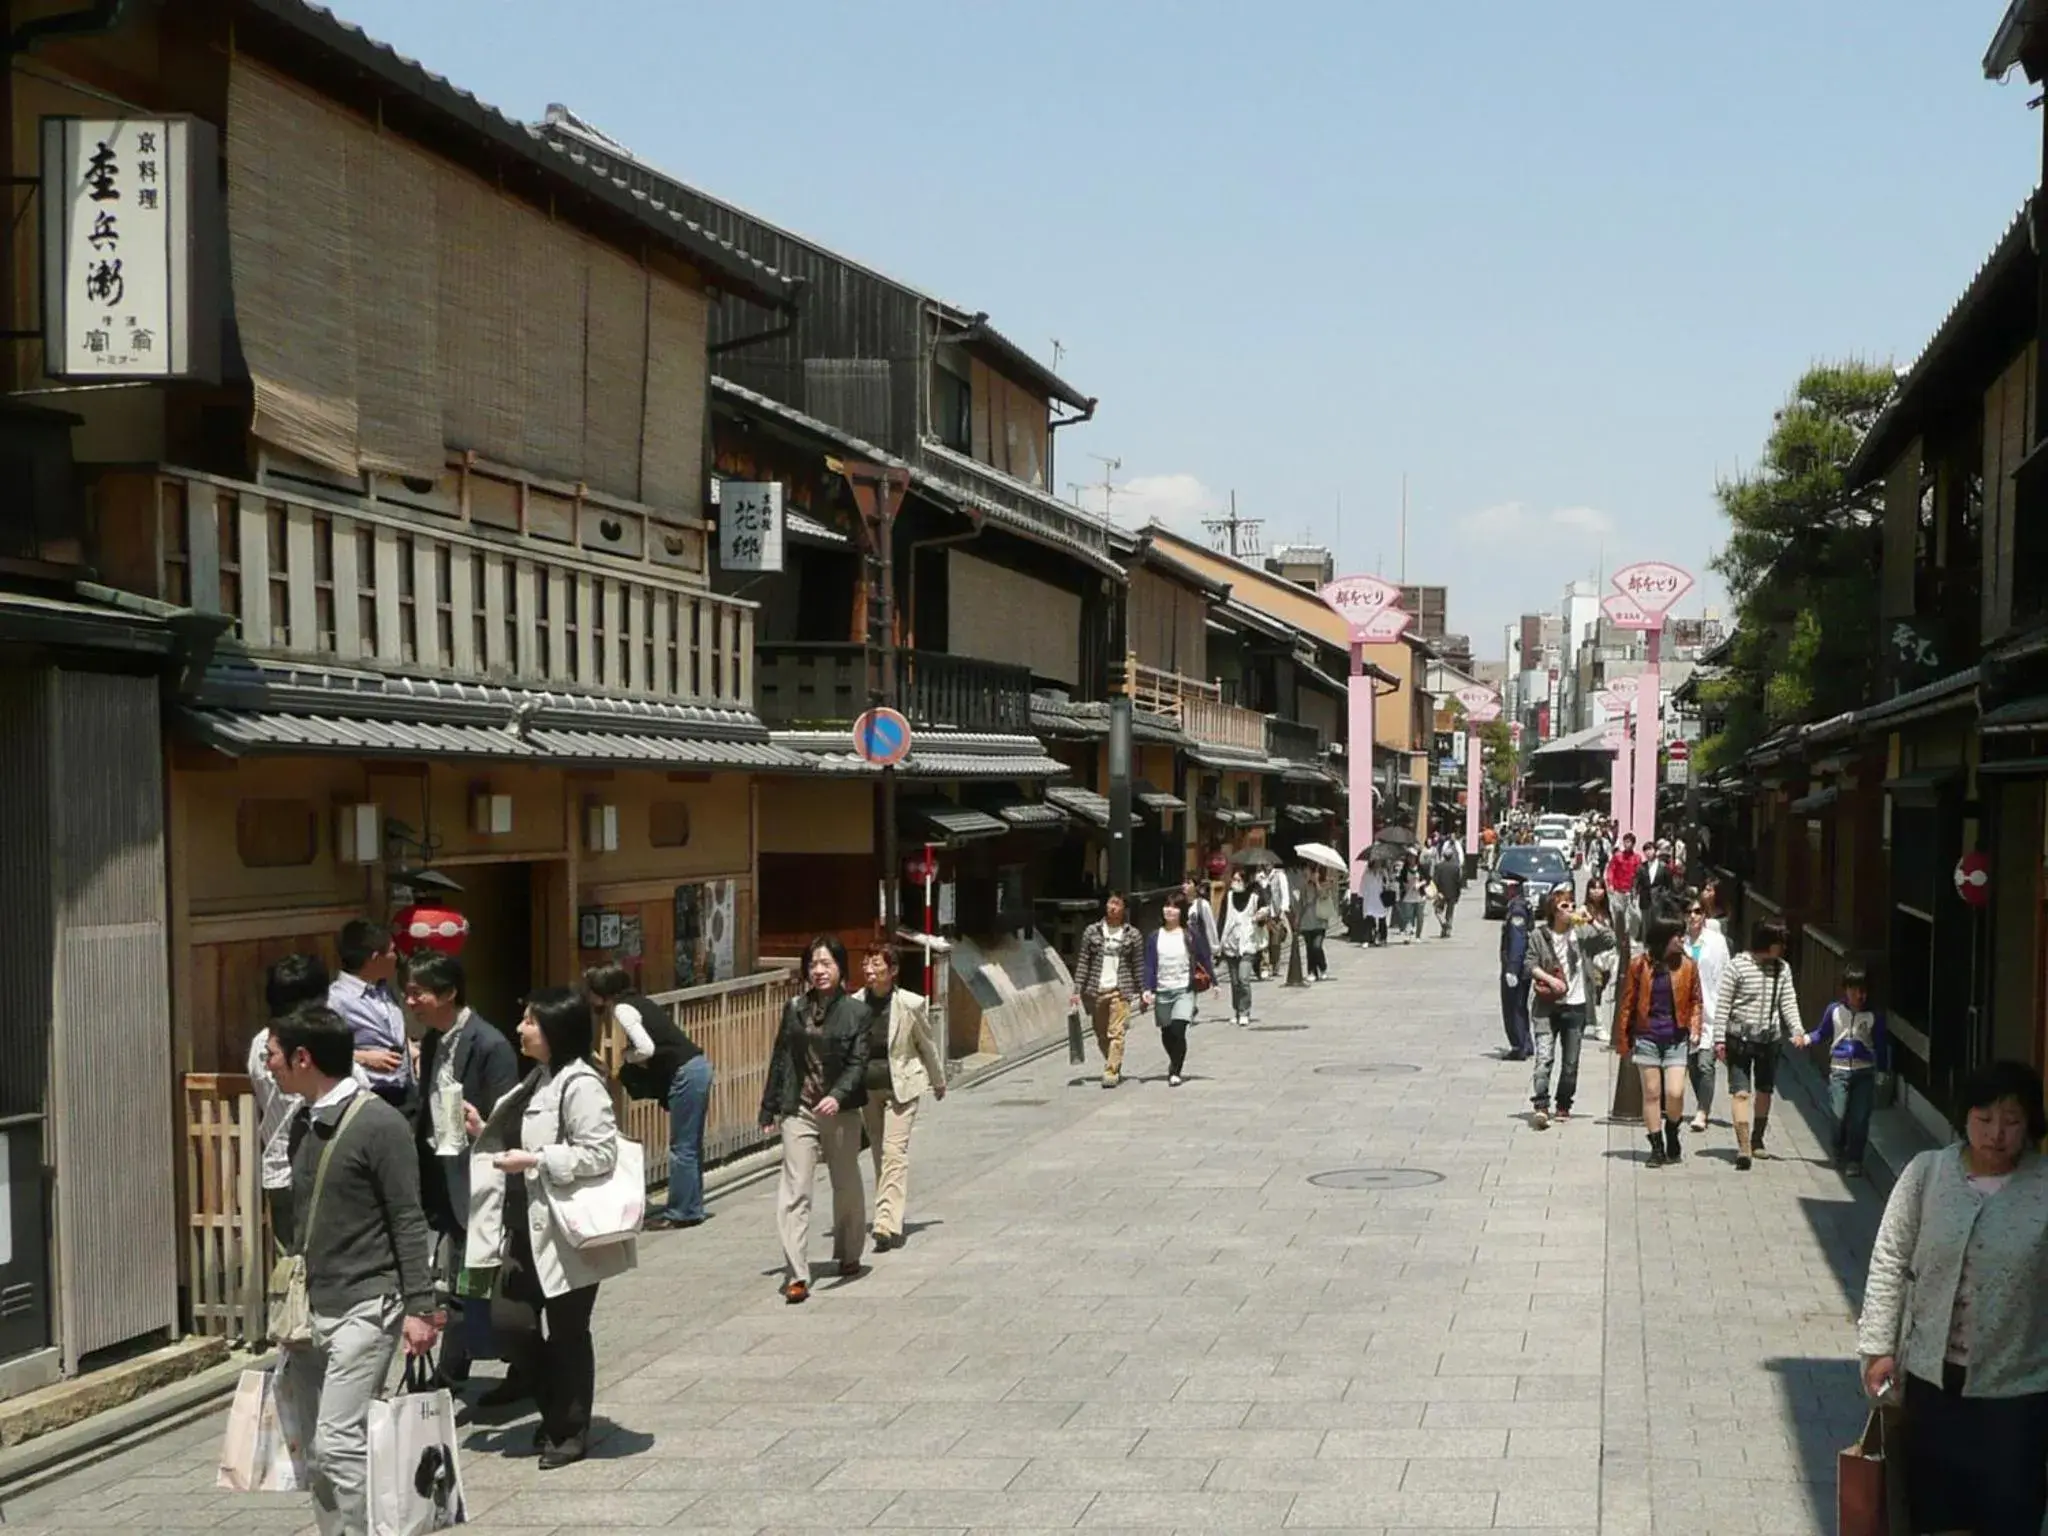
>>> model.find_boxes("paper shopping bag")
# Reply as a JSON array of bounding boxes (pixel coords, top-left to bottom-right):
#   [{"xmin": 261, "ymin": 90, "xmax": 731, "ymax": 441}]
[
  {"xmin": 366, "ymin": 1361, "xmax": 467, "ymax": 1534},
  {"xmin": 1838, "ymin": 1406, "xmax": 1908, "ymax": 1536},
  {"xmin": 215, "ymin": 1366, "xmax": 303, "ymax": 1493}
]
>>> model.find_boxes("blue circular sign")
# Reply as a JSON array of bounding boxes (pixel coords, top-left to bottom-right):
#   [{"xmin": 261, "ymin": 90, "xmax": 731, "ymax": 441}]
[{"xmin": 852, "ymin": 707, "xmax": 913, "ymax": 767}]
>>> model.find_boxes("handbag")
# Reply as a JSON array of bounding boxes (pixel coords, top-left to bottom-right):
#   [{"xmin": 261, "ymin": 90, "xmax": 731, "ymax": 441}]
[
  {"xmin": 216, "ymin": 1365, "xmax": 304, "ymax": 1492},
  {"xmin": 1837, "ymin": 1406, "xmax": 1908, "ymax": 1536},
  {"xmin": 267, "ymin": 1093, "xmax": 369, "ymax": 1346},
  {"xmin": 366, "ymin": 1354, "xmax": 467, "ymax": 1534},
  {"xmin": 536, "ymin": 1074, "xmax": 645, "ymax": 1249}
]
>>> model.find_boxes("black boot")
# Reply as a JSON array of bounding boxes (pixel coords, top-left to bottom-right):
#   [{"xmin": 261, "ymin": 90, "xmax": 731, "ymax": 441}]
[
  {"xmin": 1646, "ymin": 1131, "xmax": 1667, "ymax": 1167},
  {"xmin": 1664, "ymin": 1123, "xmax": 1683, "ymax": 1164}
]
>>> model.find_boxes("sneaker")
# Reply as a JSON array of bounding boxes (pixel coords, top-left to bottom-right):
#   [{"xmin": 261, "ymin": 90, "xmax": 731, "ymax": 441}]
[
  {"xmin": 1102, "ymin": 1071, "xmax": 1120, "ymax": 1089},
  {"xmin": 1532, "ymin": 1108, "xmax": 1550, "ymax": 1130},
  {"xmin": 1554, "ymin": 1108, "xmax": 1573, "ymax": 1123},
  {"xmin": 1168, "ymin": 1074, "xmax": 1184, "ymax": 1088},
  {"xmin": 1690, "ymin": 1112, "xmax": 1708, "ymax": 1133},
  {"xmin": 1843, "ymin": 1161, "xmax": 1865, "ymax": 1179}
]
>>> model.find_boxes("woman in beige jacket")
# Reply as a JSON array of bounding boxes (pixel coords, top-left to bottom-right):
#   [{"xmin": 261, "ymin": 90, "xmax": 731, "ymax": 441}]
[{"xmin": 857, "ymin": 945, "xmax": 947, "ymax": 1251}]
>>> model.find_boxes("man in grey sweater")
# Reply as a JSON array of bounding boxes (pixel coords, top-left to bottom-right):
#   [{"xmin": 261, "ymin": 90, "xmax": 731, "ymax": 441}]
[{"xmin": 269, "ymin": 1004, "xmax": 439, "ymax": 1536}]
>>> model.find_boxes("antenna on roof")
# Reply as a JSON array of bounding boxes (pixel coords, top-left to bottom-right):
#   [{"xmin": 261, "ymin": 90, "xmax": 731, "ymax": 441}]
[{"xmin": 1202, "ymin": 490, "xmax": 1263, "ymax": 558}]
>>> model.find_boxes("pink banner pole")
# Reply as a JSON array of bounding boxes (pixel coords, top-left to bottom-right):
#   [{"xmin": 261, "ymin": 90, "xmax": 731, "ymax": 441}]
[
  {"xmin": 1348, "ymin": 643, "xmax": 1375, "ymax": 892},
  {"xmin": 1465, "ymin": 727, "xmax": 1481, "ymax": 854},
  {"xmin": 1609, "ymin": 721, "xmax": 1631, "ymax": 835},
  {"xmin": 1634, "ymin": 630, "xmax": 1661, "ymax": 845}
]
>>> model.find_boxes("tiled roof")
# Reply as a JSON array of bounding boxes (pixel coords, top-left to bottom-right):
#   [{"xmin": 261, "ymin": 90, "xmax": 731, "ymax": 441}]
[
  {"xmin": 241, "ymin": 1, "xmax": 794, "ymax": 308},
  {"xmin": 900, "ymin": 800, "xmax": 1010, "ymax": 843},
  {"xmin": 1045, "ymin": 786, "xmax": 1138, "ymax": 829},
  {"xmin": 991, "ymin": 800, "xmax": 1071, "ymax": 828},
  {"xmin": 772, "ymin": 730, "xmax": 1069, "ymax": 780}
]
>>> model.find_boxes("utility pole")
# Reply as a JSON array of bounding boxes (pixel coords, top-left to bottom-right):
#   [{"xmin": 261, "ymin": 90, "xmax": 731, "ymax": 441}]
[
  {"xmin": 838, "ymin": 459, "xmax": 911, "ymax": 936},
  {"xmin": 1202, "ymin": 490, "xmax": 1264, "ymax": 560}
]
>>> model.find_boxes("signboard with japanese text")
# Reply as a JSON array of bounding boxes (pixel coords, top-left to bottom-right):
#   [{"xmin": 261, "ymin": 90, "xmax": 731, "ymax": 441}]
[
  {"xmin": 1349, "ymin": 606, "xmax": 1414, "ymax": 645},
  {"xmin": 1600, "ymin": 592, "xmax": 1657, "ymax": 631},
  {"xmin": 1319, "ymin": 573, "xmax": 1403, "ymax": 623},
  {"xmin": 718, "ymin": 481, "xmax": 785, "ymax": 572},
  {"xmin": 40, "ymin": 116, "xmax": 218, "ymax": 381},
  {"xmin": 1609, "ymin": 560, "xmax": 1695, "ymax": 621}
]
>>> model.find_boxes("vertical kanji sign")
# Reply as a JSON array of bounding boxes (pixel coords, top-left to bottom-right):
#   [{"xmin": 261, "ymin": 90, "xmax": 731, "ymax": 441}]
[
  {"xmin": 41, "ymin": 116, "xmax": 218, "ymax": 381},
  {"xmin": 718, "ymin": 481, "xmax": 785, "ymax": 573}
]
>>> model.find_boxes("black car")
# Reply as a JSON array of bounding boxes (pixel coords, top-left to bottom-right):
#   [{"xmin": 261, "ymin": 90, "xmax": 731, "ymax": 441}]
[{"xmin": 1484, "ymin": 846, "xmax": 1572, "ymax": 919}]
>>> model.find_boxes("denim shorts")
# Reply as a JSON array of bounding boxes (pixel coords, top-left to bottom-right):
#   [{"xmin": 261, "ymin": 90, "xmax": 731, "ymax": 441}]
[{"xmin": 1630, "ymin": 1036, "xmax": 1690, "ymax": 1068}]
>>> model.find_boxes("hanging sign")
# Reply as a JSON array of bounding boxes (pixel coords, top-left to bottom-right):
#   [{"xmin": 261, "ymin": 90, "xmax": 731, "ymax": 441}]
[
  {"xmin": 718, "ymin": 481, "xmax": 785, "ymax": 572},
  {"xmin": 1453, "ymin": 685, "xmax": 1496, "ymax": 713},
  {"xmin": 1349, "ymin": 607, "xmax": 1414, "ymax": 644},
  {"xmin": 1466, "ymin": 701, "xmax": 1501, "ymax": 724},
  {"xmin": 1609, "ymin": 560, "xmax": 1695, "ymax": 621},
  {"xmin": 1320, "ymin": 572, "xmax": 1403, "ymax": 622},
  {"xmin": 1601, "ymin": 728, "xmax": 1626, "ymax": 751},
  {"xmin": 852, "ymin": 706, "xmax": 913, "ymax": 767},
  {"xmin": 40, "ymin": 116, "xmax": 219, "ymax": 381}
]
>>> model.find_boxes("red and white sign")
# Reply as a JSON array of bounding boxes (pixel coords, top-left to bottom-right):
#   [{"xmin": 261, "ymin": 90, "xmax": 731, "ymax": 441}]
[
  {"xmin": 1320, "ymin": 573, "xmax": 1403, "ymax": 622},
  {"xmin": 392, "ymin": 904, "xmax": 469, "ymax": 955},
  {"xmin": 1610, "ymin": 560, "xmax": 1695, "ymax": 620},
  {"xmin": 1601, "ymin": 592, "xmax": 1657, "ymax": 631},
  {"xmin": 1666, "ymin": 739, "xmax": 1690, "ymax": 763},
  {"xmin": 1955, "ymin": 851, "xmax": 1990, "ymax": 908}
]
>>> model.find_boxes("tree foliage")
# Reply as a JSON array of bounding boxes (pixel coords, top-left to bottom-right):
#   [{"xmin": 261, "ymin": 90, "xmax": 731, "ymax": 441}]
[
  {"xmin": 1479, "ymin": 718, "xmax": 1515, "ymax": 793},
  {"xmin": 1698, "ymin": 361, "xmax": 1894, "ymax": 774}
]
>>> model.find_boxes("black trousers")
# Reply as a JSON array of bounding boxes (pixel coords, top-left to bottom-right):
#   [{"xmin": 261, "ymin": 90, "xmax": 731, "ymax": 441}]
[
  {"xmin": 498, "ymin": 1185, "xmax": 599, "ymax": 1443},
  {"xmin": 1301, "ymin": 930, "xmax": 1328, "ymax": 977},
  {"xmin": 1161, "ymin": 1020, "xmax": 1189, "ymax": 1075},
  {"xmin": 1905, "ymin": 1368, "xmax": 2048, "ymax": 1536}
]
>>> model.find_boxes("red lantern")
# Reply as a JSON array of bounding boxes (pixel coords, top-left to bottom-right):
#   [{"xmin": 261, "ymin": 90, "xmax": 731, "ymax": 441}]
[
  {"xmin": 1954, "ymin": 851, "xmax": 1990, "ymax": 908},
  {"xmin": 1206, "ymin": 851, "xmax": 1228, "ymax": 880},
  {"xmin": 904, "ymin": 848, "xmax": 940, "ymax": 885},
  {"xmin": 392, "ymin": 904, "xmax": 469, "ymax": 955}
]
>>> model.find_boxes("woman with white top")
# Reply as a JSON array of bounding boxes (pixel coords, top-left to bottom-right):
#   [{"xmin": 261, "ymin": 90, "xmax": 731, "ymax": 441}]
[
  {"xmin": 1683, "ymin": 895, "xmax": 1731, "ymax": 1134},
  {"xmin": 1859, "ymin": 1061, "xmax": 2048, "ymax": 1536},
  {"xmin": 1522, "ymin": 888, "xmax": 1588, "ymax": 1128},
  {"xmin": 1216, "ymin": 876, "xmax": 1263, "ymax": 1025},
  {"xmin": 1143, "ymin": 896, "xmax": 1215, "ymax": 1087},
  {"xmin": 465, "ymin": 987, "xmax": 635, "ymax": 1468}
]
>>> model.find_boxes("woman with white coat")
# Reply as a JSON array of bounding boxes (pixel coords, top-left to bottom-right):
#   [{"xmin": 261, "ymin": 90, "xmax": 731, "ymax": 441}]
[
  {"xmin": 1217, "ymin": 875, "xmax": 1263, "ymax": 1026},
  {"xmin": 856, "ymin": 945, "xmax": 946, "ymax": 1252},
  {"xmin": 465, "ymin": 987, "xmax": 635, "ymax": 1468}
]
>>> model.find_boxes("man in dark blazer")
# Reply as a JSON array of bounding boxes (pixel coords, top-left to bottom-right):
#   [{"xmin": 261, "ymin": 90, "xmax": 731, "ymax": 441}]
[
  {"xmin": 1634, "ymin": 839, "xmax": 1678, "ymax": 915},
  {"xmin": 403, "ymin": 950, "xmax": 519, "ymax": 1385}
]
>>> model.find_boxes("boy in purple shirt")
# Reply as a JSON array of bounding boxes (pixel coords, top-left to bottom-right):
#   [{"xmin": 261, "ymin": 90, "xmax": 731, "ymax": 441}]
[{"xmin": 1808, "ymin": 961, "xmax": 1889, "ymax": 1177}]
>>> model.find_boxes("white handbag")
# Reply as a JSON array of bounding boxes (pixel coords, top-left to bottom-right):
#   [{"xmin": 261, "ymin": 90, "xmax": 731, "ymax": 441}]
[
  {"xmin": 536, "ymin": 1076, "xmax": 645, "ymax": 1249},
  {"xmin": 541, "ymin": 1136, "xmax": 645, "ymax": 1248}
]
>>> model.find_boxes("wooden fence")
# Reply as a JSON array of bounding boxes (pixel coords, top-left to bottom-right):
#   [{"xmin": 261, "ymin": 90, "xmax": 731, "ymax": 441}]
[{"xmin": 180, "ymin": 965, "xmax": 800, "ymax": 1341}]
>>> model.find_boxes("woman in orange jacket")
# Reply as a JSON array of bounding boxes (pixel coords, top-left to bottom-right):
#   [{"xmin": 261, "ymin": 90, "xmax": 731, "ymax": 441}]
[{"xmin": 1615, "ymin": 901, "xmax": 1703, "ymax": 1167}]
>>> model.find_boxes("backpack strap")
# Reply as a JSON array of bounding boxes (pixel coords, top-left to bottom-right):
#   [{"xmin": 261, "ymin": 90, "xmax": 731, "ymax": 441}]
[{"xmin": 297, "ymin": 1091, "xmax": 370, "ymax": 1254}]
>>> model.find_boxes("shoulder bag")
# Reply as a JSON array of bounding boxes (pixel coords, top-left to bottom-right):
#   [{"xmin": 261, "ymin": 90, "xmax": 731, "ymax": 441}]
[
  {"xmin": 266, "ymin": 1093, "xmax": 369, "ymax": 1346},
  {"xmin": 538, "ymin": 1071, "xmax": 645, "ymax": 1250}
]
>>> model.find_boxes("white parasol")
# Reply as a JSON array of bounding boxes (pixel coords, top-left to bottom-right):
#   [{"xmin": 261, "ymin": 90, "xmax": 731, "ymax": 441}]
[{"xmin": 1291, "ymin": 841, "xmax": 1348, "ymax": 874}]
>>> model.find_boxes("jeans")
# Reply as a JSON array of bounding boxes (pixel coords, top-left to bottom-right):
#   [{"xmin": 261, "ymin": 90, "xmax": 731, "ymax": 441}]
[
  {"xmin": 1301, "ymin": 929, "xmax": 1328, "ymax": 978},
  {"xmin": 662, "ymin": 1054, "xmax": 714, "ymax": 1222},
  {"xmin": 1531, "ymin": 1005, "xmax": 1585, "ymax": 1112},
  {"xmin": 1438, "ymin": 897, "xmax": 1458, "ymax": 937},
  {"xmin": 276, "ymin": 1295, "xmax": 402, "ymax": 1536},
  {"xmin": 1397, "ymin": 900, "xmax": 1424, "ymax": 937},
  {"xmin": 1223, "ymin": 954, "xmax": 1253, "ymax": 1018},
  {"xmin": 1829, "ymin": 1067, "xmax": 1876, "ymax": 1163},
  {"xmin": 1723, "ymin": 1038, "xmax": 1780, "ymax": 1095},
  {"xmin": 1689, "ymin": 1046, "xmax": 1717, "ymax": 1119},
  {"xmin": 1500, "ymin": 978, "xmax": 1532, "ymax": 1057}
]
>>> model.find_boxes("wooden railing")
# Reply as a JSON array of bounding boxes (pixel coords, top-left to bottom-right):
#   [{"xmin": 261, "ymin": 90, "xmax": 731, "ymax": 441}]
[
  {"xmin": 620, "ymin": 965, "xmax": 803, "ymax": 1171},
  {"xmin": 1266, "ymin": 717, "xmax": 1325, "ymax": 763},
  {"xmin": 95, "ymin": 467, "xmax": 755, "ymax": 707},
  {"xmin": 755, "ymin": 644, "xmax": 1032, "ymax": 731},
  {"xmin": 185, "ymin": 1074, "xmax": 265, "ymax": 1343},
  {"xmin": 1118, "ymin": 658, "xmax": 1267, "ymax": 752}
]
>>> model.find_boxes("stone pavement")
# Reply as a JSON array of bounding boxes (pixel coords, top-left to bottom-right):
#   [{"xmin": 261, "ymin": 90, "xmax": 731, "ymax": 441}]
[{"xmin": 0, "ymin": 918, "xmax": 1891, "ymax": 1534}]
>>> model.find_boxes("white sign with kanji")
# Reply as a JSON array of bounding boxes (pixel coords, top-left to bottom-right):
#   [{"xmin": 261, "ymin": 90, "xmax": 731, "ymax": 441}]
[
  {"xmin": 1609, "ymin": 560, "xmax": 1695, "ymax": 620},
  {"xmin": 41, "ymin": 116, "xmax": 216, "ymax": 380},
  {"xmin": 1320, "ymin": 573, "xmax": 1403, "ymax": 622},
  {"xmin": 718, "ymin": 481, "xmax": 785, "ymax": 573}
]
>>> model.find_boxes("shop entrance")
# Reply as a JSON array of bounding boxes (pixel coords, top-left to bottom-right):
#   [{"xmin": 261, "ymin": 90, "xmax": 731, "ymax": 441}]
[{"xmin": 444, "ymin": 861, "xmax": 539, "ymax": 1031}]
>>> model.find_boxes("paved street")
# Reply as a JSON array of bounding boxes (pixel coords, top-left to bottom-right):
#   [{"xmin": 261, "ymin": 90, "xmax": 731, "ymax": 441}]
[{"xmin": 1, "ymin": 917, "xmax": 1888, "ymax": 1535}]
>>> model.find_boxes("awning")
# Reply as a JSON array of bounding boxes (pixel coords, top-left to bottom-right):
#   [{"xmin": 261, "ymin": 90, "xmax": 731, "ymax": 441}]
[
  {"xmin": 1046, "ymin": 785, "xmax": 1138, "ymax": 829},
  {"xmin": 1203, "ymin": 803, "xmax": 1254, "ymax": 826},
  {"xmin": 1578, "ymin": 778, "xmax": 1604, "ymax": 792},
  {"xmin": 901, "ymin": 800, "xmax": 1009, "ymax": 845},
  {"xmin": 1979, "ymin": 695, "xmax": 2048, "ymax": 734},
  {"xmin": 773, "ymin": 729, "xmax": 1069, "ymax": 779},
  {"xmin": 990, "ymin": 800, "xmax": 1069, "ymax": 829},
  {"xmin": 1883, "ymin": 769, "xmax": 1960, "ymax": 807},
  {"xmin": 1977, "ymin": 756, "xmax": 2048, "ymax": 779},
  {"xmin": 1282, "ymin": 765, "xmax": 1336, "ymax": 786},
  {"xmin": 1135, "ymin": 782, "xmax": 1186, "ymax": 812},
  {"xmin": 1281, "ymin": 804, "xmax": 1331, "ymax": 825},
  {"xmin": 1187, "ymin": 743, "xmax": 1273, "ymax": 771},
  {"xmin": 1789, "ymin": 786, "xmax": 1839, "ymax": 815}
]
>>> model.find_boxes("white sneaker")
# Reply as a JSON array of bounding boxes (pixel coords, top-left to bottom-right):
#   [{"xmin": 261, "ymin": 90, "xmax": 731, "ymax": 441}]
[
  {"xmin": 1168, "ymin": 1074, "xmax": 1184, "ymax": 1088},
  {"xmin": 1690, "ymin": 1112, "xmax": 1708, "ymax": 1133},
  {"xmin": 1532, "ymin": 1109, "xmax": 1551, "ymax": 1130}
]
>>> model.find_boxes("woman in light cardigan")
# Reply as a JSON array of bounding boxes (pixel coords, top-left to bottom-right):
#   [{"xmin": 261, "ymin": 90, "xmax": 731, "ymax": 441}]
[
  {"xmin": 464, "ymin": 987, "xmax": 634, "ymax": 1469},
  {"xmin": 1143, "ymin": 896, "xmax": 1214, "ymax": 1088},
  {"xmin": 856, "ymin": 945, "xmax": 946, "ymax": 1252},
  {"xmin": 1859, "ymin": 1061, "xmax": 2048, "ymax": 1536}
]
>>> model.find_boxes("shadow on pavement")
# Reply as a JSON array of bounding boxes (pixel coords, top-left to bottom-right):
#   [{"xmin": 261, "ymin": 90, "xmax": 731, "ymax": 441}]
[{"xmin": 1764, "ymin": 1356, "xmax": 1866, "ymax": 1531}]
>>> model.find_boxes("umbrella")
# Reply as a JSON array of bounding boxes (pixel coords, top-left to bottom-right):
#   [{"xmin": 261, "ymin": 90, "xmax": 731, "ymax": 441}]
[
  {"xmin": 1228, "ymin": 846, "xmax": 1283, "ymax": 869},
  {"xmin": 1371, "ymin": 825, "xmax": 1418, "ymax": 849},
  {"xmin": 1292, "ymin": 841, "xmax": 1347, "ymax": 874}
]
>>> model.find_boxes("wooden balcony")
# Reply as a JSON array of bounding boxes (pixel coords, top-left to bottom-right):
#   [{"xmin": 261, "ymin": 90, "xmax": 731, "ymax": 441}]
[
  {"xmin": 1266, "ymin": 716, "xmax": 1326, "ymax": 763},
  {"xmin": 755, "ymin": 643, "xmax": 1033, "ymax": 731},
  {"xmin": 90, "ymin": 467, "xmax": 754, "ymax": 709},
  {"xmin": 1118, "ymin": 657, "xmax": 1266, "ymax": 753}
]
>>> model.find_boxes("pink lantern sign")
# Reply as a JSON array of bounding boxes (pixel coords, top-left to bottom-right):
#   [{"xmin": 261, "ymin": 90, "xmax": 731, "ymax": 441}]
[
  {"xmin": 1600, "ymin": 591, "xmax": 1656, "ymax": 631},
  {"xmin": 1466, "ymin": 701, "xmax": 1502, "ymax": 723},
  {"xmin": 1321, "ymin": 574, "xmax": 1404, "ymax": 896},
  {"xmin": 1601, "ymin": 728, "xmax": 1625, "ymax": 750},
  {"xmin": 1610, "ymin": 560, "xmax": 1695, "ymax": 619},
  {"xmin": 1351, "ymin": 607, "xmax": 1414, "ymax": 644},
  {"xmin": 1320, "ymin": 573, "xmax": 1402, "ymax": 621},
  {"xmin": 1453, "ymin": 685, "xmax": 1496, "ymax": 713}
]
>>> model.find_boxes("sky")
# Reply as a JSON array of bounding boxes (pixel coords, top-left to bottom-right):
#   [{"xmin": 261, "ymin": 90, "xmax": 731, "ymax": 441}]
[{"xmin": 329, "ymin": 0, "xmax": 2041, "ymax": 659}]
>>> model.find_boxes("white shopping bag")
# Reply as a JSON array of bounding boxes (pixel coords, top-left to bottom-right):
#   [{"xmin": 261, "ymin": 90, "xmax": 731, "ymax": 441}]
[
  {"xmin": 215, "ymin": 1366, "xmax": 304, "ymax": 1493},
  {"xmin": 365, "ymin": 1359, "xmax": 467, "ymax": 1534}
]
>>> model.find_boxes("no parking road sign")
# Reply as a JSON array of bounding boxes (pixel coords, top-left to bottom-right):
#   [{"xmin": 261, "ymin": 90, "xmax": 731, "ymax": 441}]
[{"xmin": 852, "ymin": 707, "xmax": 913, "ymax": 768}]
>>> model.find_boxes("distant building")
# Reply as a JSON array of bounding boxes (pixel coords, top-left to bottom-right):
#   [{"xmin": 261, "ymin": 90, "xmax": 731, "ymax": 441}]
[
  {"xmin": 1400, "ymin": 584, "xmax": 1449, "ymax": 640},
  {"xmin": 1265, "ymin": 544, "xmax": 1334, "ymax": 590},
  {"xmin": 1438, "ymin": 633, "xmax": 1474, "ymax": 672}
]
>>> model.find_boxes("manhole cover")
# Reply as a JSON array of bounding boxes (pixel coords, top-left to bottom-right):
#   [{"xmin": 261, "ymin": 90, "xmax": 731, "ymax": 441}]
[
  {"xmin": 1314, "ymin": 1063, "xmax": 1421, "ymax": 1076},
  {"xmin": 1308, "ymin": 1167, "xmax": 1445, "ymax": 1190},
  {"xmin": 996, "ymin": 1098, "xmax": 1051, "ymax": 1107},
  {"xmin": 1248, "ymin": 1024, "xmax": 1309, "ymax": 1032}
]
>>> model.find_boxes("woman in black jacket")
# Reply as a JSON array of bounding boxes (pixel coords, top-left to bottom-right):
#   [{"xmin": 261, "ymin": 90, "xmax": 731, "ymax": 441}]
[{"xmin": 758, "ymin": 935, "xmax": 871, "ymax": 1303}]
